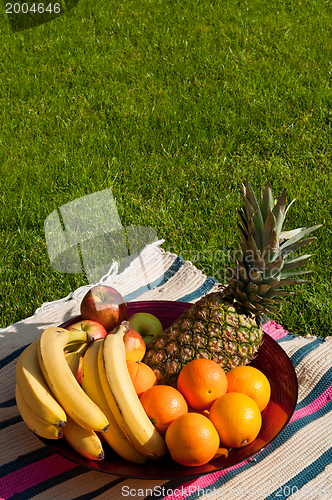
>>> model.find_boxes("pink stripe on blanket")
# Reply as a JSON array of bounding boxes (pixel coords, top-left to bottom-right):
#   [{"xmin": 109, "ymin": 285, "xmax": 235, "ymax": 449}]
[
  {"xmin": 289, "ymin": 384, "xmax": 332, "ymax": 423},
  {"xmin": 263, "ymin": 320, "xmax": 289, "ymax": 340},
  {"xmin": 0, "ymin": 454, "xmax": 75, "ymax": 499},
  {"xmin": 163, "ymin": 384, "xmax": 331, "ymax": 500},
  {"xmin": 0, "ymin": 321, "xmax": 313, "ymax": 500}
]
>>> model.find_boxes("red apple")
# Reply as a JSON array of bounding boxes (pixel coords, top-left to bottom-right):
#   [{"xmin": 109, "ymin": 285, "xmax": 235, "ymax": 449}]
[
  {"xmin": 80, "ymin": 285, "xmax": 127, "ymax": 332},
  {"xmin": 76, "ymin": 356, "xmax": 84, "ymax": 385},
  {"xmin": 67, "ymin": 319, "xmax": 108, "ymax": 340},
  {"xmin": 123, "ymin": 328, "xmax": 146, "ymax": 362}
]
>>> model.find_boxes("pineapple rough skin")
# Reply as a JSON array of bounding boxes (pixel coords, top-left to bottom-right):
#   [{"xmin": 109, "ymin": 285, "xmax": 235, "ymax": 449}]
[
  {"xmin": 144, "ymin": 179, "xmax": 322, "ymax": 386},
  {"xmin": 143, "ymin": 293, "xmax": 263, "ymax": 387}
]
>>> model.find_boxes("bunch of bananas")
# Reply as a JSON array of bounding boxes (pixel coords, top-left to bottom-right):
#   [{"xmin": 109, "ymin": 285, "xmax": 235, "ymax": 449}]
[{"xmin": 15, "ymin": 322, "xmax": 167, "ymax": 463}]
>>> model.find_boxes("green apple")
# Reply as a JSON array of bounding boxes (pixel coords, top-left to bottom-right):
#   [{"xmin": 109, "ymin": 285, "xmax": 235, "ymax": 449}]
[{"xmin": 128, "ymin": 313, "xmax": 163, "ymax": 346}]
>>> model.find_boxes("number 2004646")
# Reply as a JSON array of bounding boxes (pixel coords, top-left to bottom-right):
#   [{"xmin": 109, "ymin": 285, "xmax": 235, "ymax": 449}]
[{"xmin": 6, "ymin": 3, "xmax": 61, "ymax": 14}]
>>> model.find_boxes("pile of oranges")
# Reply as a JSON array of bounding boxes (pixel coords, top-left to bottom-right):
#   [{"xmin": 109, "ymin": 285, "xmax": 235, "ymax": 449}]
[{"xmin": 127, "ymin": 358, "xmax": 271, "ymax": 468}]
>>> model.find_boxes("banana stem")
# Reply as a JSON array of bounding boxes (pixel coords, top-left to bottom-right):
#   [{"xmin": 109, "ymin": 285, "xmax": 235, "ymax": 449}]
[{"xmin": 109, "ymin": 321, "xmax": 130, "ymax": 335}]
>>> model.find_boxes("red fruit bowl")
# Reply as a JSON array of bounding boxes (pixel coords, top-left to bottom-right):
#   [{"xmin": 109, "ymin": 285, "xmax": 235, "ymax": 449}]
[{"xmin": 39, "ymin": 300, "xmax": 298, "ymax": 480}]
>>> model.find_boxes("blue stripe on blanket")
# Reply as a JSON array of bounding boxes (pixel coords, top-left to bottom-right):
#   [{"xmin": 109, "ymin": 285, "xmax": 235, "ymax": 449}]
[
  {"xmin": 71, "ymin": 477, "xmax": 126, "ymax": 500},
  {"xmin": 7, "ymin": 466, "xmax": 88, "ymax": 500},
  {"xmin": 0, "ymin": 345, "xmax": 29, "ymax": 370},
  {"xmin": 0, "ymin": 398, "xmax": 16, "ymax": 408},
  {"xmin": 0, "ymin": 447, "xmax": 53, "ymax": 479},
  {"xmin": 289, "ymin": 337, "xmax": 324, "ymax": 367},
  {"xmin": 146, "ymin": 401, "xmax": 332, "ymax": 500},
  {"xmin": 177, "ymin": 276, "xmax": 218, "ymax": 303},
  {"xmin": 277, "ymin": 334, "xmax": 297, "ymax": 343},
  {"xmin": 0, "ymin": 414, "xmax": 22, "ymax": 431},
  {"xmin": 204, "ymin": 403, "xmax": 332, "ymax": 498},
  {"xmin": 124, "ymin": 256, "xmax": 185, "ymax": 302},
  {"xmin": 295, "ymin": 367, "xmax": 332, "ymax": 409},
  {"xmin": 265, "ymin": 446, "xmax": 332, "ymax": 500}
]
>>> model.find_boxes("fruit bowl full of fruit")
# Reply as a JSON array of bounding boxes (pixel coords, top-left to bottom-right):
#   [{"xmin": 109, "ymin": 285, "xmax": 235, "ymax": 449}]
[{"xmin": 15, "ymin": 180, "xmax": 322, "ymax": 479}]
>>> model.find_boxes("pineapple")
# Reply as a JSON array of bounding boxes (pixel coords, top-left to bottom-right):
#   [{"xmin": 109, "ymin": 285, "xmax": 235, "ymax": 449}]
[{"xmin": 144, "ymin": 180, "xmax": 322, "ymax": 386}]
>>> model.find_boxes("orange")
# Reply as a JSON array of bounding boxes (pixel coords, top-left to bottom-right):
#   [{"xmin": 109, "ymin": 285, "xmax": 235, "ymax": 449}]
[
  {"xmin": 165, "ymin": 412, "xmax": 220, "ymax": 467},
  {"xmin": 177, "ymin": 359, "xmax": 228, "ymax": 411},
  {"xmin": 140, "ymin": 385, "xmax": 188, "ymax": 434},
  {"xmin": 126, "ymin": 360, "xmax": 157, "ymax": 398},
  {"xmin": 209, "ymin": 392, "xmax": 262, "ymax": 448},
  {"xmin": 226, "ymin": 366, "xmax": 271, "ymax": 412}
]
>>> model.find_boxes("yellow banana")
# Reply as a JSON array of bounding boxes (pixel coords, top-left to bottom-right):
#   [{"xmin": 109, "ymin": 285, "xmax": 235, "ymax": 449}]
[
  {"xmin": 15, "ymin": 384, "xmax": 63, "ymax": 440},
  {"xmin": 81, "ymin": 339, "xmax": 146, "ymax": 464},
  {"xmin": 38, "ymin": 327, "xmax": 109, "ymax": 432},
  {"xmin": 64, "ymin": 339, "xmax": 88, "ymax": 354},
  {"xmin": 65, "ymin": 342, "xmax": 89, "ymax": 378},
  {"xmin": 62, "ymin": 416, "xmax": 104, "ymax": 461},
  {"xmin": 15, "ymin": 339, "xmax": 66, "ymax": 427},
  {"xmin": 98, "ymin": 322, "xmax": 167, "ymax": 460}
]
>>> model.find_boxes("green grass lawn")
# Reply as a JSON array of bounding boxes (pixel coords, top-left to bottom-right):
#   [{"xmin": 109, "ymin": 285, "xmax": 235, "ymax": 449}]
[{"xmin": 0, "ymin": 0, "xmax": 331, "ymax": 336}]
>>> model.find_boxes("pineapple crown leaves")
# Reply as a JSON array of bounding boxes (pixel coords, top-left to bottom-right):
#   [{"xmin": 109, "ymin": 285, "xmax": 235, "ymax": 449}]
[{"xmin": 224, "ymin": 179, "xmax": 323, "ymax": 317}]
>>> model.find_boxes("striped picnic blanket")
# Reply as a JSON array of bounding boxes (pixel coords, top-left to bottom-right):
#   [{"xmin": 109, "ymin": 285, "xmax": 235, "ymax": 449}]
[{"xmin": 1, "ymin": 243, "xmax": 331, "ymax": 500}]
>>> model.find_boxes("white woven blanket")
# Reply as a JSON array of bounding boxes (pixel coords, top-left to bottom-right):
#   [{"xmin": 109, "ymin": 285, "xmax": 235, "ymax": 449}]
[{"xmin": 1, "ymin": 243, "xmax": 331, "ymax": 500}]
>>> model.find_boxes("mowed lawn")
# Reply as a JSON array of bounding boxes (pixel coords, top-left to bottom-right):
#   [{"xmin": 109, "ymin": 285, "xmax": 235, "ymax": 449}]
[{"xmin": 0, "ymin": 0, "xmax": 331, "ymax": 335}]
